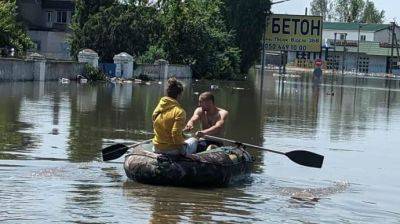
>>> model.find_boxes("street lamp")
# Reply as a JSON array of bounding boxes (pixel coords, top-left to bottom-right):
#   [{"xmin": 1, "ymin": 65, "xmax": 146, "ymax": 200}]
[{"xmin": 260, "ymin": 0, "xmax": 292, "ymax": 85}]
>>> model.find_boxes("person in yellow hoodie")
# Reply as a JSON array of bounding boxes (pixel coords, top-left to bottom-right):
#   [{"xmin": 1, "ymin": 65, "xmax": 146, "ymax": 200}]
[{"xmin": 152, "ymin": 77, "xmax": 197, "ymax": 155}]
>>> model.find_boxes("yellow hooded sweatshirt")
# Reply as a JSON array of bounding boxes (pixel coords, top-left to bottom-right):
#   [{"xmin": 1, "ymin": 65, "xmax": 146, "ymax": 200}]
[{"xmin": 152, "ymin": 96, "xmax": 186, "ymax": 152}]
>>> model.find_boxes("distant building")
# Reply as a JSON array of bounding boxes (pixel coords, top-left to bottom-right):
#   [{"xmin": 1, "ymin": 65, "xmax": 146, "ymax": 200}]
[
  {"xmin": 17, "ymin": 0, "xmax": 75, "ymax": 60},
  {"xmin": 286, "ymin": 22, "xmax": 400, "ymax": 74}
]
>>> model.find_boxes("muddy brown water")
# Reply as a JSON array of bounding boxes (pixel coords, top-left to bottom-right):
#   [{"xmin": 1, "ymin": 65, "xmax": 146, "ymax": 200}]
[{"xmin": 0, "ymin": 72, "xmax": 399, "ymax": 223}]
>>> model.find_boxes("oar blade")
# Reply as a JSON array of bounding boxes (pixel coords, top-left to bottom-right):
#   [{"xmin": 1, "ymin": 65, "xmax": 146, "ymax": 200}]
[
  {"xmin": 285, "ymin": 150, "xmax": 324, "ymax": 168},
  {"xmin": 102, "ymin": 143, "xmax": 129, "ymax": 161}
]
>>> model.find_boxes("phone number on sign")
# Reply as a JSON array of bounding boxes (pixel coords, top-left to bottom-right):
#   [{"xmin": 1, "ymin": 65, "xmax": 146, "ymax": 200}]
[{"xmin": 266, "ymin": 43, "xmax": 307, "ymax": 51}]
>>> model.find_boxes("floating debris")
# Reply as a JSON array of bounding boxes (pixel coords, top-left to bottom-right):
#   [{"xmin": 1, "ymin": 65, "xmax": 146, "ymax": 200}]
[
  {"xmin": 272, "ymin": 73, "xmax": 301, "ymax": 78},
  {"xmin": 232, "ymin": 87, "xmax": 245, "ymax": 90},
  {"xmin": 59, "ymin": 78, "xmax": 70, "ymax": 84},
  {"xmin": 210, "ymin": 84, "xmax": 219, "ymax": 90},
  {"xmin": 50, "ymin": 128, "xmax": 59, "ymax": 135}
]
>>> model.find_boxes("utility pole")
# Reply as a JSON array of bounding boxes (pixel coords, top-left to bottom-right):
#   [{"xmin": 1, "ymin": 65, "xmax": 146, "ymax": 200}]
[
  {"xmin": 357, "ymin": 23, "xmax": 361, "ymax": 74},
  {"xmin": 260, "ymin": 18, "xmax": 267, "ymax": 89},
  {"xmin": 390, "ymin": 22, "xmax": 396, "ymax": 74},
  {"xmin": 342, "ymin": 33, "xmax": 347, "ymax": 75},
  {"xmin": 333, "ymin": 33, "xmax": 337, "ymax": 72}
]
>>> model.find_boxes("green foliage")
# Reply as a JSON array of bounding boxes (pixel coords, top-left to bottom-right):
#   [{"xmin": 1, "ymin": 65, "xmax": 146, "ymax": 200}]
[
  {"xmin": 137, "ymin": 45, "xmax": 167, "ymax": 64},
  {"xmin": 362, "ymin": 0, "xmax": 385, "ymax": 24},
  {"xmin": 0, "ymin": 0, "xmax": 33, "ymax": 53},
  {"xmin": 159, "ymin": 0, "xmax": 241, "ymax": 79},
  {"xmin": 70, "ymin": 0, "xmax": 271, "ymax": 79},
  {"xmin": 310, "ymin": 0, "xmax": 336, "ymax": 21},
  {"xmin": 335, "ymin": 0, "xmax": 365, "ymax": 22},
  {"xmin": 312, "ymin": 0, "xmax": 384, "ymax": 23},
  {"xmin": 222, "ymin": 0, "xmax": 271, "ymax": 74},
  {"xmin": 84, "ymin": 64, "xmax": 106, "ymax": 81},
  {"xmin": 70, "ymin": 3, "xmax": 162, "ymax": 62}
]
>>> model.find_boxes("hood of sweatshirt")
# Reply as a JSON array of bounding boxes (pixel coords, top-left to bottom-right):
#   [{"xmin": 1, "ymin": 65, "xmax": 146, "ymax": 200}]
[{"xmin": 152, "ymin": 97, "xmax": 180, "ymax": 121}]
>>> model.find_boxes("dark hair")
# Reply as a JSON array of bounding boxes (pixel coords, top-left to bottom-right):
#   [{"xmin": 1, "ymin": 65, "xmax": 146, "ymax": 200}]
[
  {"xmin": 199, "ymin": 91, "xmax": 214, "ymax": 103},
  {"xmin": 167, "ymin": 77, "xmax": 183, "ymax": 99}
]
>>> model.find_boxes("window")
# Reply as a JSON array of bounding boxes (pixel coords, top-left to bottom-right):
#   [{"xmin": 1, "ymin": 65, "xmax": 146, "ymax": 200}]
[
  {"xmin": 340, "ymin": 33, "xmax": 347, "ymax": 40},
  {"xmin": 358, "ymin": 57, "xmax": 369, "ymax": 73},
  {"xmin": 57, "ymin": 11, "xmax": 67, "ymax": 23},
  {"xmin": 47, "ymin": 11, "xmax": 52, "ymax": 23},
  {"xmin": 360, "ymin": 35, "xmax": 366, "ymax": 42}
]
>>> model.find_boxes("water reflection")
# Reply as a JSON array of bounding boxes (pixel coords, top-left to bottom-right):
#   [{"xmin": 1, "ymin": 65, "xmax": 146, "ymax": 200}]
[{"xmin": 122, "ymin": 181, "xmax": 260, "ymax": 223}]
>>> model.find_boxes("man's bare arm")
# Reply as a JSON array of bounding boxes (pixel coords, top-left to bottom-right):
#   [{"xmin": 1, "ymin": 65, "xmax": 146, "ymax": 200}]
[{"xmin": 184, "ymin": 107, "xmax": 202, "ymax": 131}]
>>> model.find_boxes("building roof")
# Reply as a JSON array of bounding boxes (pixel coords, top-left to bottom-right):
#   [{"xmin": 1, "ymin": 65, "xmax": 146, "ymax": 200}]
[
  {"xmin": 42, "ymin": 0, "xmax": 74, "ymax": 10},
  {"xmin": 323, "ymin": 22, "xmax": 391, "ymax": 32}
]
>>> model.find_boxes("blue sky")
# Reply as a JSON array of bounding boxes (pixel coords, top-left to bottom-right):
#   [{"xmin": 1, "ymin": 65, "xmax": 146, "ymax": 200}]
[{"xmin": 271, "ymin": 0, "xmax": 398, "ymax": 23}]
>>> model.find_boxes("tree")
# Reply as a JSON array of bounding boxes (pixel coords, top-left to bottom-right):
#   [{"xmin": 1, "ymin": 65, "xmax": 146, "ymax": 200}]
[
  {"xmin": 159, "ymin": 0, "xmax": 241, "ymax": 79},
  {"xmin": 69, "ymin": 0, "xmax": 118, "ymax": 58},
  {"xmin": 333, "ymin": 0, "xmax": 364, "ymax": 22},
  {"xmin": 310, "ymin": 0, "xmax": 335, "ymax": 21},
  {"xmin": 334, "ymin": 0, "xmax": 384, "ymax": 23},
  {"xmin": 70, "ymin": 2, "xmax": 162, "ymax": 62},
  {"xmin": 0, "ymin": 0, "xmax": 32, "ymax": 53},
  {"xmin": 222, "ymin": 0, "xmax": 271, "ymax": 74},
  {"xmin": 362, "ymin": 0, "xmax": 385, "ymax": 24}
]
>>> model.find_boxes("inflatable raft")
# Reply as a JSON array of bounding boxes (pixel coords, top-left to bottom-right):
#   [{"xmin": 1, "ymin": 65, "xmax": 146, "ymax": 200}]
[{"xmin": 123, "ymin": 143, "xmax": 254, "ymax": 187}]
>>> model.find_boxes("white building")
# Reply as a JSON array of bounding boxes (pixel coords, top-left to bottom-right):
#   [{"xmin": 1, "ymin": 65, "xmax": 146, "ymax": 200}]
[
  {"xmin": 17, "ymin": 0, "xmax": 75, "ymax": 60},
  {"xmin": 286, "ymin": 22, "xmax": 400, "ymax": 74}
]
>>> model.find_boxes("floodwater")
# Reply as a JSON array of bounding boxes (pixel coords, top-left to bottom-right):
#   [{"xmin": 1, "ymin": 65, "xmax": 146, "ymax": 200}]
[{"xmin": 1, "ymin": 71, "xmax": 400, "ymax": 223}]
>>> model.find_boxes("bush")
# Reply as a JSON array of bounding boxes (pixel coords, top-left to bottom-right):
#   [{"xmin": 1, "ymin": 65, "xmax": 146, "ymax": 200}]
[
  {"xmin": 84, "ymin": 64, "xmax": 106, "ymax": 81},
  {"xmin": 137, "ymin": 45, "xmax": 167, "ymax": 64}
]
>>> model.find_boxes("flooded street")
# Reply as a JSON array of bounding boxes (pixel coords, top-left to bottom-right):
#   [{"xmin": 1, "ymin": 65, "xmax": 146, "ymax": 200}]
[{"xmin": 1, "ymin": 72, "xmax": 400, "ymax": 223}]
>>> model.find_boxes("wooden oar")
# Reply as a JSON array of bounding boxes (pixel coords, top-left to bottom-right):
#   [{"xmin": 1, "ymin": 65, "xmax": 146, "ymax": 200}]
[
  {"xmin": 204, "ymin": 135, "xmax": 324, "ymax": 168},
  {"xmin": 102, "ymin": 139, "xmax": 152, "ymax": 161}
]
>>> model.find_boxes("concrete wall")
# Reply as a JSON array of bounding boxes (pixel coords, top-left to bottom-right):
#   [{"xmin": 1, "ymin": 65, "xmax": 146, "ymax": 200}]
[
  {"xmin": 168, "ymin": 65, "xmax": 192, "ymax": 78},
  {"xmin": 0, "ymin": 58, "xmax": 85, "ymax": 81},
  {"xmin": 45, "ymin": 60, "xmax": 85, "ymax": 80},
  {"xmin": 134, "ymin": 64, "xmax": 162, "ymax": 79},
  {"xmin": 0, "ymin": 58, "xmax": 34, "ymax": 81},
  {"xmin": 134, "ymin": 64, "xmax": 192, "ymax": 79}
]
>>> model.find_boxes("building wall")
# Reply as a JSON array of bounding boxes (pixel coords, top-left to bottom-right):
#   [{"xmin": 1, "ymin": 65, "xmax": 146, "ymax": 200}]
[
  {"xmin": 374, "ymin": 27, "xmax": 400, "ymax": 43},
  {"xmin": 323, "ymin": 29, "xmax": 375, "ymax": 42},
  {"xmin": 17, "ymin": 0, "xmax": 73, "ymax": 30},
  {"xmin": 368, "ymin": 55, "xmax": 387, "ymax": 73},
  {"xmin": 17, "ymin": 0, "xmax": 43, "ymax": 27},
  {"xmin": 28, "ymin": 30, "xmax": 71, "ymax": 60}
]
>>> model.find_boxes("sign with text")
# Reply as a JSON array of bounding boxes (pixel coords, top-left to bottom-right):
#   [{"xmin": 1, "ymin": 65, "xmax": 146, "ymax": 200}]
[{"xmin": 265, "ymin": 14, "xmax": 323, "ymax": 52}]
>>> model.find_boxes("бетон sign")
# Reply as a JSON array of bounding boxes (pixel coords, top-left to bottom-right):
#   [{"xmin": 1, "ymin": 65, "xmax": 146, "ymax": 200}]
[{"xmin": 265, "ymin": 14, "xmax": 323, "ymax": 52}]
